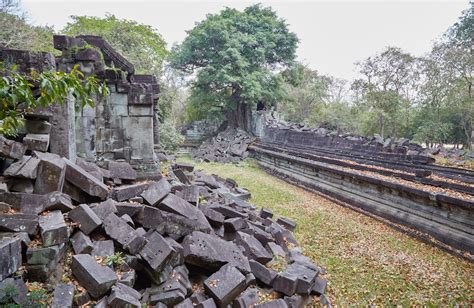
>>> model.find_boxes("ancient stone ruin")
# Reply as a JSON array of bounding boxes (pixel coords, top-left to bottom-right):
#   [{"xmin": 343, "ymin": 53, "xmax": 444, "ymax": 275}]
[{"xmin": 0, "ymin": 36, "xmax": 329, "ymax": 307}]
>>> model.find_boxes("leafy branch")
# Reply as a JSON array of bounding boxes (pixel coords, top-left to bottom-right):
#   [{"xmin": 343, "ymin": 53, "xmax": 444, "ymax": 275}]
[{"xmin": 0, "ymin": 63, "xmax": 109, "ymax": 136}]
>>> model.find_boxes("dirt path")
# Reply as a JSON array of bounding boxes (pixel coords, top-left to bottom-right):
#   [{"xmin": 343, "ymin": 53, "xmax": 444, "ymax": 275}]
[{"xmin": 177, "ymin": 157, "xmax": 474, "ymax": 306}]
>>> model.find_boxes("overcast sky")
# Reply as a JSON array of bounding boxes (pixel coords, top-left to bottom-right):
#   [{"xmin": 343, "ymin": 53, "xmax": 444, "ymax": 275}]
[{"xmin": 21, "ymin": 0, "xmax": 469, "ymax": 80}]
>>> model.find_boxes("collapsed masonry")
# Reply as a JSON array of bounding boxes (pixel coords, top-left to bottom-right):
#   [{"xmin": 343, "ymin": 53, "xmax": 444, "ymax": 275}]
[
  {"xmin": 0, "ymin": 34, "xmax": 161, "ymax": 179},
  {"xmin": 0, "ymin": 133, "xmax": 329, "ymax": 307}
]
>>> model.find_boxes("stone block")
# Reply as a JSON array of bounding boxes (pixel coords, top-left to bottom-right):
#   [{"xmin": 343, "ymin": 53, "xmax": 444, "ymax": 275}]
[
  {"xmin": 108, "ymin": 161, "xmax": 137, "ymax": 181},
  {"xmin": 103, "ymin": 213, "xmax": 146, "ymax": 254},
  {"xmin": 232, "ymin": 287, "xmax": 259, "ymax": 308},
  {"xmin": 284, "ymin": 294, "xmax": 310, "ymax": 308},
  {"xmin": 71, "ymin": 254, "xmax": 117, "ymax": 299},
  {"xmin": 92, "ymin": 199, "xmax": 118, "ymax": 220},
  {"xmin": 175, "ymin": 298, "xmax": 194, "ymax": 308},
  {"xmin": 0, "ymin": 278, "xmax": 27, "ymax": 305},
  {"xmin": 23, "ymin": 134, "xmax": 50, "ymax": 152},
  {"xmin": 176, "ymin": 185, "xmax": 200, "ymax": 206},
  {"xmin": 266, "ymin": 242, "xmax": 286, "ymax": 258},
  {"xmin": 224, "ymin": 218, "xmax": 247, "ymax": 232},
  {"xmin": 34, "ymin": 152, "xmax": 66, "ymax": 194},
  {"xmin": 196, "ymin": 298, "xmax": 217, "ymax": 308},
  {"xmin": 203, "ymin": 264, "xmax": 247, "ymax": 307},
  {"xmin": 0, "ymin": 233, "xmax": 22, "ymax": 281},
  {"xmin": 71, "ymin": 231, "xmax": 94, "ymax": 254},
  {"xmin": 26, "ymin": 245, "xmax": 61, "ymax": 265},
  {"xmin": 209, "ymin": 205, "xmax": 247, "ymax": 219},
  {"xmin": 235, "ymin": 232, "xmax": 272, "ymax": 264},
  {"xmin": 201, "ymin": 207, "xmax": 225, "ymax": 228},
  {"xmin": 255, "ymin": 299, "xmax": 288, "ymax": 307},
  {"xmin": 119, "ymin": 269, "xmax": 136, "ymax": 287},
  {"xmin": 51, "ymin": 283, "xmax": 74, "ymax": 308},
  {"xmin": 0, "ymin": 192, "xmax": 45, "ymax": 214},
  {"xmin": 121, "ymin": 213, "xmax": 134, "ymax": 227},
  {"xmin": 273, "ymin": 271, "xmax": 298, "ymax": 296},
  {"xmin": 260, "ymin": 208, "xmax": 273, "ymax": 219},
  {"xmin": 44, "ymin": 191, "xmax": 74, "ymax": 212},
  {"xmin": 173, "ymin": 162, "xmax": 194, "ymax": 172},
  {"xmin": 182, "ymin": 231, "xmax": 250, "ymax": 273},
  {"xmin": 0, "ymin": 213, "xmax": 38, "ymax": 235},
  {"xmin": 91, "ymin": 240, "xmax": 115, "ymax": 257},
  {"xmin": 116, "ymin": 202, "xmax": 143, "ymax": 218},
  {"xmin": 63, "ymin": 158, "xmax": 109, "ymax": 200},
  {"xmin": 68, "ymin": 204, "xmax": 102, "ymax": 234},
  {"xmin": 0, "ymin": 136, "xmax": 25, "ymax": 159},
  {"xmin": 4, "ymin": 155, "xmax": 39, "ymax": 179},
  {"xmin": 311, "ymin": 277, "xmax": 327, "ymax": 296},
  {"xmin": 173, "ymin": 168, "xmax": 191, "ymax": 184},
  {"xmin": 7, "ymin": 178, "xmax": 34, "ymax": 193},
  {"xmin": 276, "ymin": 217, "xmax": 296, "ymax": 232},
  {"xmin": 107, "ymin": 283, "xmax": 141, "ymax": 307},
  {"xmin": 112, "ymin": 182, "xmax": 150, "ymax": 202},
  {"xmin": 139, "ymin": 231, "xmax": 175, "ymax": 272},
  {"xmin": 141, "ymin": 178, "xmax": 170, "ymax": 206},
  {"xmin": 249, "ymin": 259, "xmax": 277, "ymax": 286},
  {"xmin": 38, "ymin": 210, "xmax": 68, "ymax": 247},
  {"xmin": 158, "ymin": 194, "xmax": 211, "ymax": 230}
]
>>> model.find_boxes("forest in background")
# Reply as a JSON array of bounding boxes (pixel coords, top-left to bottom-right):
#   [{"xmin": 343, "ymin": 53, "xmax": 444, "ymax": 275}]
[{"xmin": 1, "ymin": 0, "xmax": 472, "ymax": 149}]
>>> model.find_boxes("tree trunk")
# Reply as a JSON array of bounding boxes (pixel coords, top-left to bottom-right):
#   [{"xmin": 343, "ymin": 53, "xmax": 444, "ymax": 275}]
[{"xmin": 226, "ymin": 101, "xmax": 252, "ymax": 133}]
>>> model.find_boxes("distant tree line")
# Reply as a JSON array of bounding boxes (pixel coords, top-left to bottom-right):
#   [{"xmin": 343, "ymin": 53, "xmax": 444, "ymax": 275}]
[{"xmin": 279, "ymin": 4, "xmax": 473, "ymax": 149}]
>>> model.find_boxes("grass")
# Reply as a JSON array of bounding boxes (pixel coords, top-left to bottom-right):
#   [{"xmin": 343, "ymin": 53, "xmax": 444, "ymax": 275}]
[{"xmin": 177, "ymin": 156, "xmax": 474, "ymax": 306}]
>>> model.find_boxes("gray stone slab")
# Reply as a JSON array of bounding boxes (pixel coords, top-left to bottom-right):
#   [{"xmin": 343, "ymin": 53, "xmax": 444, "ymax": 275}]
[
  {"xmin": 203, "ymin": 264, "xmax": 247, "ymax": 307},
  {"xmin": 107, "ymin": 282, "xmax": 141, "ymax": 307},
  {"xmin": 232, "ymin": 287, "xmax": 259, "ymax": 308},
  {"xmin": 182, "ymin": 231, "xmax": 250, "ymax": 273},
  {"xmin": 311, "ymin": 277, "xmax": 327, "ymax": 296},
  {"xmin": 0, "ymin": 192, "xmax": 45, "ymax": 214},
  {"xmin": 209, "ymin": 205, "xmax": 247, "ymax": 219},
  {"xmin": 51, "ymin": 283, "xmax": 74, "ymax": 308},
  {"xmin": 260, "ymin": 208, "xmax": 273, "ymax": 219},
  {"xmin": 236, "ymin": 232, "xmax": 272, "ymax": 264},
  {"xmin": 63, "ymin": 158, "xmax": 109, "ymax": 200},
  {"xmin": 71, "ymin": 231, "xmax": 94, "ymax": 254},
  {"xmin": 201, "ymin": 207, "xmax": 225, "ymax": 228},
  {"xmin": 38, "ymin": 210, "xmax": 68, "ymax": 247},
  {"xmin": 91, "ymin": 240, "xmax": 115, "ymax": 257},
  {"xmin": 173, "ymin": 162, "xmax": 194, "ymax": 172},
  {"xmin": 103, "ymin": 213, "xmax": 146, "ymax": 254},
  {"xmin": 119, "ymin": 269, "xmax": 136, "ymax": 287},
  {"xmin": 92, "ymin": 199, "xmax": 118, "ymax": 220},
  {"xmin": 44, "ymin": 191, "xmax": 74, "ymax": 212},
  {"xmin": 224, "ymin": 218, "xmax": 248, "ymax": 232},
  {"xmin": 159, "ymin": 194, "xmax": 211, "ymax": 229},
  {"xmin": 0, "ymin": 233, "xmax": 22, "ymax": 281},
  {"xmin": 276, "ymin": 217, "xmax": 297, "ymax": 232},
  {"xmin": 196, "ymin": 298, "xmax": 217, "ymax": 308},
  {"xmin": 112, "ymin": 182, "xmax": 150, "ymax": 202},
  {"xmin": 0, "ymin": 136, "xmax": 25, "ymax": 159},
  {"xmin": 26, "ymin": 245, "xmax": 61, "ymax": 265},
  {"xmin": 4, "ymin": 155, "xmax": 39, "ymax": 179},
  {"xmin": 108, "ymin": 161, "xmax": 137, "ymax": 181},
  {"xmin": 176, "ymin": 185, "xmax": 199, "ymax": 206},
  {"xmin": 173, "ymin": 168, "xmax": 191, "ymax": 184},
  {"xmin": 34, "ymin": 152, "xmax": 66, "ymax": 194},
  {"xmin": 266, "ymin": 242, "xmax": 286, "ymax": 258},
  {"xmin": 249, "ymin": 259, "xmax": 277, "ymax": 286},
  {"xmin": 284, "ymin": 294, "xmax": 310, "ymax": 308},
  {"xmin": 255, "ymin": 299, "xmax": 288, "ymax": 307},
  {"xmin": 7, "ymin": 178, "xmax": 34, "ymax": 193},
  {"xmin": 139, "ymin": 231, "xmax": 175, "ymax": 272},
  {"xmin": 71, "ymin": 254, "xmax": 117, "ymax": 299},
  {"xmin": 0, "ymin": 213, "xmax": 38, "ymax": 235},
  {"xmin": 68, "ymin": 204, "xmax": 102, "ymax": 234},
  {"xmin": 23, "ymin": 133, "xmax": 50, "ymax": 152},
  {"xmin": 116, "ymin": 202, "xmax": 144, "ymax": 218}
]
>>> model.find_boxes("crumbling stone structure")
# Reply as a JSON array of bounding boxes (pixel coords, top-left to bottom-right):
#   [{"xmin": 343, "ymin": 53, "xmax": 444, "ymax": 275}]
[{"xmin": 0, "ymin": 35, "xmax": 161, "ymax": 179}]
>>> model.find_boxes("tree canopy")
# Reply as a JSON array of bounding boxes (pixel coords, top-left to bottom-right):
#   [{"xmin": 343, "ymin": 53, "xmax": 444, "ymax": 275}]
[
  {"xmin": 62, "ymin": 14, "xmax": 168, "ymax": 77},
  {"xmin": 170, "ymin": 4, "xmax": 298, "ymax": 130}
]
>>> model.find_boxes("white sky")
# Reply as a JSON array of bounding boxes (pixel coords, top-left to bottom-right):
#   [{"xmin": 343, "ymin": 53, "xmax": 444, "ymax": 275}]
[{"xmin": 21, "ymin": 0, "xmax": 469, "ymax": 80}]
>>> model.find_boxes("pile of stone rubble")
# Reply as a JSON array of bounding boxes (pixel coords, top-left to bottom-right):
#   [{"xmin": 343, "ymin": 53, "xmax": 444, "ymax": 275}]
[
  {"xmin": 0, "ymin": 136, "xmax": 329, "ymax": 307},
  {"xmin": 192, "ymin": 128, "xmax": 255, "ymax": 163}
]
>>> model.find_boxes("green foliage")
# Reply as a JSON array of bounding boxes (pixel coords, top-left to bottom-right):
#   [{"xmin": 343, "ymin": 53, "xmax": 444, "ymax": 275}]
[
  {"xmin": 171, "ymin": 4, "xmax": 298, "ymax": 128},
  {"xmin": 0, "ymin": 63, "xmax": 109, "ymax": 136},
  {"xmin": 62, "ymin": 14, "xmax": 168, "ymax": 77},
  {"xmin": 159, "ymin": 118, "xmax": 185, "ymax": 153},
  {"xmin": 105, "ymin": 252, "xmax": 125, "ymax": 267},
  {"xmin": 0, "ymin": 11, "xmax": 56, "ymax": 54},
  {"xmin": 0, "ymin": 282, "xmax": 18, "ymax": 305}
]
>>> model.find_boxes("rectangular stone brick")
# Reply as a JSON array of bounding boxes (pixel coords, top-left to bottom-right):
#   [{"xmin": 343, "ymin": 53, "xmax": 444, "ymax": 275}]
[
  {"xmin": 0, "ymin": 136, "xmax": 25, "ymax": 159},
  {"xmin": 112, "ymin": 182, "xmax": 150, "ymax": 202},
  {"xmin": 103, "ymin": 213, "xmax": 146, "ymax": 254},
  {"xmin": 139, "ymin": 231, "xmax": 175, "ymax": 272},
  {"xmin": 63, "ymin": 158, "xmax": 109, "ymax": 200},
  {"xmin": 204, "ymin": 264, "xmax": 247, "ymax": 307},
  {"xmin": 51, "ymin": 283, "xmax": 74, "ymax": 308},
  {"xmin": 71, "ymin": 254, "xmax": 117, "ymax": 299},
  {"xmin": 68, "ymin": 204, "xmax": 102, "ymax": 234},
  {"xmin": 4, "ymin": 155, "xmax": 39, "ymax": 179},
  {"xmin": 0, "ymin": 213, "xmax": 38, "ymax": 235},
  {"xmin": 91, "ymin": 240, "xmax": 115, "ymax": 257},
  {"xmin": 0, "ymin": 233, "xmax": 22, "ymax": 280},
  {"xmin": 23, "ymin": 133, "xmax": 50, "ymax": 152},
  {"xmin": 34, "ymin": 152, "xmax": 66, "ymax": 194},
  {"xmin": 38, "ymin": 210, "xmax": 68, "ymax": 247},
  {"xmin": 249, "ymin": 259, "xmax": 277, "ymax": 286},
  {"xmin": 71, "ymin": 231, "xmax": 94, "ymax": 254}
]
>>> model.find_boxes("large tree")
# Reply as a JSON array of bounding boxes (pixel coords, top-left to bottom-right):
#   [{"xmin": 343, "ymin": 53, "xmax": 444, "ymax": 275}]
[
  {"xmin": 170, "ymin": 4, "xmax": 298, "ymax": 131},
  {"xmin": 62, "ymin": 14, "xmax": 168, "ymax": 77}
]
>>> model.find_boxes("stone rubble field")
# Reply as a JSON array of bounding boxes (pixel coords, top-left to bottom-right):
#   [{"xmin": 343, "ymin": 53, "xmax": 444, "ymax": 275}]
[{"xmin": 0, "ymin": 136, "xmax": 328, "ymax": 307}]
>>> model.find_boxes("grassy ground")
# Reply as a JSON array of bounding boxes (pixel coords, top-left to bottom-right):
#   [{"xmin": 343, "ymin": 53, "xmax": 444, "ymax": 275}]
[{"xmin": 177, "ymin": 157, "xmax": 474, "ymax": 306}]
